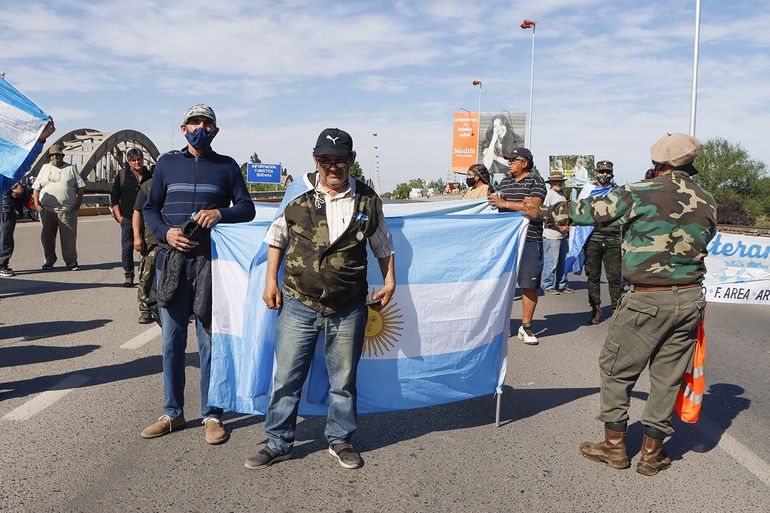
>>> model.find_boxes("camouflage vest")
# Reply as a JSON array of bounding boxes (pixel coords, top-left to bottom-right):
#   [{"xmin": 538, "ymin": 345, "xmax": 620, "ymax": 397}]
[{"xmin": 282, "ymin": 174, "xmax": 381, "ymax": 315}]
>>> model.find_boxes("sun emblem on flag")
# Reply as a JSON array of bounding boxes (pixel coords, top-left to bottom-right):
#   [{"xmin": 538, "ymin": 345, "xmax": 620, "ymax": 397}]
[{"xmin": 364, "ymin": 292, "xmax": 403, "ymax": 357}]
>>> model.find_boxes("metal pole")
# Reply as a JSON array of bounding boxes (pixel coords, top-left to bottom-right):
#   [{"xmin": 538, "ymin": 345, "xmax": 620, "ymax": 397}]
[
  {"xmin": 495, "ymin": 390, "xmax": 502, "ymax": 427},
  {"xmin": 477, "ymin": 82, "xmax": 483, "ymax": 139},
  {"xmin": 689, "ymin": 0, "xmax": 702, "ymax": 136},
  {"xmin": 527, "ymin": 25, "xmax": 536, "ymax": 148}
]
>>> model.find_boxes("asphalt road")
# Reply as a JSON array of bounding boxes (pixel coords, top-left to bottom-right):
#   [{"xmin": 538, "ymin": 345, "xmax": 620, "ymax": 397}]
[{"xmin": 1, "ymin": 216, "xmax": 769, "ymax": 513}]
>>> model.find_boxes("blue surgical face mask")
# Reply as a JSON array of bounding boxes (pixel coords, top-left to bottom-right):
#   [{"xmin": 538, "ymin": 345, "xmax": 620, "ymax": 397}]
[{"xmin": 185, "ymin": 127, "xmax": 216, "ymax": 150}]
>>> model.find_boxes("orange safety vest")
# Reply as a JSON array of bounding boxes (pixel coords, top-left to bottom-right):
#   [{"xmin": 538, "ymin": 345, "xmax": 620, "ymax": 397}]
[{"xmin": 674, "ymin": 308, "xmax": 706, "ymax": 423}]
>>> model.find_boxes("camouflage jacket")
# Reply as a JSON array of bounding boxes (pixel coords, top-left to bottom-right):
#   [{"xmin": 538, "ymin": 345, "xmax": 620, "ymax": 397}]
[
  {"xmin": 283, "ymin": 174, "xmax": 382, "ymax": 315},
  {"xmin": 544, "ymin": 171, "xmax": 717, "ymax": 286}
]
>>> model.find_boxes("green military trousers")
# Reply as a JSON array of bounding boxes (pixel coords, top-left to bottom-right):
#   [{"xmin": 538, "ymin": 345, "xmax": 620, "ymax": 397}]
[
  {"xmin": 137, "ymin": 243, "xmax": 158, "ymax": 314},
  {"xmin": 584, "ymin": 237, "xmax": 623, "ymax": 309},
  {"xmin": 597, "ymin": 286, "xmax": 706, "ymax": 435}
]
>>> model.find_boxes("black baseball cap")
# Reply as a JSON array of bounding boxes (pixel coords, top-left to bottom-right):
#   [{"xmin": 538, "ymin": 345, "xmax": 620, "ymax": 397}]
[
  {"xmin": 503, "ymin": 147, "xmax": 532, "ymax": 160},
  {"xmin": 313, "ymin": 128, "xmax": 353, "ymax": 157}
]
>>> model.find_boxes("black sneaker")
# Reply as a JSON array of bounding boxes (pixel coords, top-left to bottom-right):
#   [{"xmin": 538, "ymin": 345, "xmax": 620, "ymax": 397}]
[
  {"xmin": 243, "ymin": 446, "xmax": 291, "ymax": 470},
  {"xmin": 138, "ymin": 312, "xmax": 154, "ymax": 324},
  {"xmin": 41, "ymin": 261, "xmax": 55, "ymax": 271},
  {"xmin": 0, "ymin": 267, "xmax": 15, "ymax": 277},
  {"xmin": 67, "ymin": 263, "xmax": 81, "ymax": 271},
  {"xmin": 328, "ymin": 442, "xmax": 363, "ymax": 469}
]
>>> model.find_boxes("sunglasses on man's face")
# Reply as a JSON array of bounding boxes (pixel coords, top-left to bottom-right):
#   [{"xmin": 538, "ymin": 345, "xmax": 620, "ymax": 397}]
[{"xmin": 317, "ymin": 158, "xmax": 349, "ymax": 170}]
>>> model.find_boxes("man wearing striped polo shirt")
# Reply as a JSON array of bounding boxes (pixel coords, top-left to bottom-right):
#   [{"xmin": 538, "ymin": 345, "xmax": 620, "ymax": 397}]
[{"xmin": 488, "ymin": 147, "xmax": 546, "ymax": 345}]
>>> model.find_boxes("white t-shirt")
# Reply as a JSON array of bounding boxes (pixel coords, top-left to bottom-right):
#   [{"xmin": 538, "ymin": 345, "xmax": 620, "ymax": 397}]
[
  {"xmin": 542, "ymin": 187, "xmax": 567, "ymax": 240},
  {"xmin": 33, "ymin": 163, "xmax": 85, "ymax": 212}
]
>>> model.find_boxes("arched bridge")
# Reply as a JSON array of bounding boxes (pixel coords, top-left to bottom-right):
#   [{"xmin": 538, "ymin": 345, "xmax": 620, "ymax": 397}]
[{"xmin": 29, "ymin": 129, "xmax": 161, "ymax": 192}]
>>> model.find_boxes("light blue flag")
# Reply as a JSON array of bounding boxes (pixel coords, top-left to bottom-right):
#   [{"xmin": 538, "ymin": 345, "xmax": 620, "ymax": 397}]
[
  {"xmin": 565, "ymin": 184, "xmax": 612, "ymax": 274},
  {"xmin": 0, "ymin": 77, "xmax": 49, "ymax": 195},
  {"xmin": 208, "ymin": 180, "xmax": 529, "ymax": 415}
]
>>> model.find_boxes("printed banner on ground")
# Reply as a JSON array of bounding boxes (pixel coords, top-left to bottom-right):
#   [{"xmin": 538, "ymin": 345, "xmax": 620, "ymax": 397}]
[{"xmin": 704, "ymin": 232, "xmax": 770, "ymax": 305}]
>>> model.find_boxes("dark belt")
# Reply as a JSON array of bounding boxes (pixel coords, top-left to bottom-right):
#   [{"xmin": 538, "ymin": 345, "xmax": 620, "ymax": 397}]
[{"xmin": 631, "ymin": 283, "xmax": 701, "ymax": 292}]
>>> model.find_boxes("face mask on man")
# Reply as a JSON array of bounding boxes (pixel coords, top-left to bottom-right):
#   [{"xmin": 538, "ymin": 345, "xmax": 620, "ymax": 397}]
[
  {"xmin": 185, "ymin": 127, "xmax": 216, "ymax": 150},
  {"xmin": 466, "ymin": 177, "xmax": 476, "ymax": 187},
  {"xmin": 596, "ymin": 173, "xmax": 613, "ymax": 186}
]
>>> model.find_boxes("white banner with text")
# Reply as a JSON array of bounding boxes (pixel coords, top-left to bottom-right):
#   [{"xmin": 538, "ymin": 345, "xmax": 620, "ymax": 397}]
[{"xmin": 704, "ymin": 232, "xmax": 770, "ymax": 305}]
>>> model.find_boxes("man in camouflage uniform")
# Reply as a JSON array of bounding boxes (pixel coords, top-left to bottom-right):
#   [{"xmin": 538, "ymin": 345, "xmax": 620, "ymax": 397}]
[
  {"xmin": 132, "ymin": 174, "xmax": 158, "ymax": 324},
  {"xmin": 526, "ymin": 133, "xmax": 717, "ymax": 476},
  {"xmin": 583, "ymin": 160, "xmax": 623, "ymax": 324},
  {"xmin": 245, "ymin": 128, "xmax": 396, "ymax": 471}
]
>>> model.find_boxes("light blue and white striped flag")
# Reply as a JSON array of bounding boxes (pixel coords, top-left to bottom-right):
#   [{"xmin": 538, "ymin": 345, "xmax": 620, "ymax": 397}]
[
  {"xmin": 0, "ymin": 77, "xmax": 49, "ymax": 194},
  {"xmin": 208, "ymin": 181, "xmax": 529, "ymax": 416}
]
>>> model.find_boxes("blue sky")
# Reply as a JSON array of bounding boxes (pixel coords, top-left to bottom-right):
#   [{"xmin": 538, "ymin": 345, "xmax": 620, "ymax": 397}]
[{"xmin": 2, "ymin": 0, "xmax": 769, "ymax": 191}]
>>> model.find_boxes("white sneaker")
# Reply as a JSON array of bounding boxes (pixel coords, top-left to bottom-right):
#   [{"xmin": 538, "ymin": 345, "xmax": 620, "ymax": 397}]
[{"xmin": 517, "ymin": 325, "xmax": 539, "ymax": 345}]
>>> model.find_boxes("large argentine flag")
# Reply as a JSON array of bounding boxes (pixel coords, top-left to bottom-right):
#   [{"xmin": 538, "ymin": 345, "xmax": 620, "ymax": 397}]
[
  {"xmin": 0, "ymin": 78, "xmax": 49, "ymax": 194},
  {"xmin": 208, "ymin": 186, "xmax": 529, "ymax": 416}
]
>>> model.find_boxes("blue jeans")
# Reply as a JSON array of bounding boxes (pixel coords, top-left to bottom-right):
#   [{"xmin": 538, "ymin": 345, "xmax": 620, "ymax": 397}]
[
  {"xmin": 542, "ymin": 237, "xmax": 568, "ymax": 290},
  {"xmin": 265, "ymin": 295, "xmax": 367, "ymax": 455},
  {"xmin": 159, "ymin": 273, "xmax": 221, "ymax": 419}
]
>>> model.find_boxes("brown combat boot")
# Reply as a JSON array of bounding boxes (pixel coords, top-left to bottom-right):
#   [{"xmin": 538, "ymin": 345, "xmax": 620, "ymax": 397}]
[
  {"xmin": 636, "ymin": 434, "xmax": 671, "ymax": 476},
  {"xmin": 589, "ymin": 305, "xmax": 603, "ymax": 325},
  {"xmin": 580, "ymin": 425, "xmax": 630, "ymax": 469}
]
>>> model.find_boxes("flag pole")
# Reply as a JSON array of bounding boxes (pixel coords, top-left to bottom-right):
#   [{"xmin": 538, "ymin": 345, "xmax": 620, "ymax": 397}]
[
  {"xmin": 495, "ymin": 390, "xmax": 502, "ymax": 427},
  {"xmin": 689, "ymin": 0, "xmax": 702, "ymax": 136}
]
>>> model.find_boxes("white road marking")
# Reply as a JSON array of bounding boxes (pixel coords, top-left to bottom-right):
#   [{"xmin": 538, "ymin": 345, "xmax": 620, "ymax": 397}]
[
  {"xmin": 120, "ymin": 325, "xmax": 162, "ymax": 349},
  {"xmin": 697, "ymin": 417, "xmax": 770, "ymax": 488},
  {"xmin": 3, "ymin": 374, "xmax": 89, "ymax": 421},
  {"xmin": 629, "ymin": 395, "xmax": 770, "ymax": 488}
]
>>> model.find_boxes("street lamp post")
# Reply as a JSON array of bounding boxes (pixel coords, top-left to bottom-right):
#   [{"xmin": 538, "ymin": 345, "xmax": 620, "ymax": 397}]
[
  {"xmin": 689, "ymin": 0, "xmax": 702, "ymax": 136},
  {"xmin": 521, "ymin": 19, "xmax": 536, "ymax": 148},
  {"xmin": 369, "ymin": 132, "xmax": 378, "ymax": 187},
  {"xmin": 472, "ymin": 80, "xmax": 483, "ymax": 149}
]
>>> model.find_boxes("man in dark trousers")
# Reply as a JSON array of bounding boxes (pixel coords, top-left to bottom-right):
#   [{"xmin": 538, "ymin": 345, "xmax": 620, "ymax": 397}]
[
  {"xmin": 487, "ymin": 147, "xmax": 546, "ymax": 345},
  {"xmin": 528, "ymin": 133, "xmax": 717, "ymax": 476},
  {"xmin": 141, "ymin": 104, "xmax": 255, "ymax": 445},
  {"xmin": 583, "ymin": 160, "xmax": 622, "ymax": 324},
  {"xmin": 111, "ymin": 148, "xmax": 151, "ymax": 287}
]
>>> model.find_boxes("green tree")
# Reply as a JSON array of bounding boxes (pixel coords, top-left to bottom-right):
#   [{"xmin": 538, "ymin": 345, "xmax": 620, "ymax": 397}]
[
  {"xmin": 695, "ymin": 139, "xmax": 766, "ymax": 196},
  {"xmin": 426, "ymin": 178, "xmax": 444, "ymax": 190},
  {"xmin": 393, "ymin": 183, "xmax": 410, "ymax": 199},
  {"xmin": 407, "ymin": 178, "xmax": 426, "ymax": 189},
  {"xmin": 694, "ymin": 138, "xmax": 769, "ymax": 225},
  {"xmin": 349, "ymin": 161, "xmax": 364, "ymax": 181}
]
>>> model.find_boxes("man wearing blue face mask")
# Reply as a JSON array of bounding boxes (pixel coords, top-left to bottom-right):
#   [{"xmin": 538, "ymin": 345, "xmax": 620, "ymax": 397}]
[{"xmin": 142, "ymin": 104, "xmax": 255, "ymax": 445}]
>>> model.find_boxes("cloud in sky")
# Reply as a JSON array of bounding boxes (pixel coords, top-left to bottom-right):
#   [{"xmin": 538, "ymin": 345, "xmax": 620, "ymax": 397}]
[{"xmin": 2, "ymin": 0, "xmax": 769, "ymax": 190}]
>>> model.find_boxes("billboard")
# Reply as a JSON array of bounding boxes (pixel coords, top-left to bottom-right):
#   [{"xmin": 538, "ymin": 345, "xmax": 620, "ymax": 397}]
[
  {"xmin": 478, "ymin": 112, "xmax": 526, "ymax": 176},
  {"xmin": 247, "ymin": 163, "xmax": 282, "ymax": 184},
  {"xmin": 450, "ymin": 111, "xmax": 526, "ymax": 173},
  {"xmin": 549, "ymin": 155, "xmax": 595, "ymax": 187},
  {"xmin": 450, "ymin": 112, "xmax": 478, "ymax": 171}
]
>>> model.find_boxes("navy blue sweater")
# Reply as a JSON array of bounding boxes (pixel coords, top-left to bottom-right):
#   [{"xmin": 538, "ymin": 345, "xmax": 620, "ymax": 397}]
[{"xmin": 143, "ymin": 148, "xmax": 255, "ymax": 243}]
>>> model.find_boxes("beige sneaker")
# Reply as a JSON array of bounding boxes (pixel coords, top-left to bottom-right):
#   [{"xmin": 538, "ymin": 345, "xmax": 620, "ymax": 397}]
[
  {"xmin": 203, "ymin": 417, "xmax": 228, "ymax": 445},
  {"xmin": 141, "ymin": 414, "xmax": 186, "ymax": 439}
]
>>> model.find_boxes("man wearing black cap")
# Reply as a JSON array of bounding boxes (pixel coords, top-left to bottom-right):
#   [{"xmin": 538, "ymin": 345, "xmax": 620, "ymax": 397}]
[
  {"xmin": 141, "ymin": 104, "xmax": 255, "ymax": 445},
  {"xmin": 488, "ymin": 147, "xmax": 546, "ymax": 345},
  {"xmin": 245, "ymin": 128, "xmax": 395, "ymax": 470},
  {"xmin": 583, "ymin": 160, "xmax": 622, "ymax": 324}
]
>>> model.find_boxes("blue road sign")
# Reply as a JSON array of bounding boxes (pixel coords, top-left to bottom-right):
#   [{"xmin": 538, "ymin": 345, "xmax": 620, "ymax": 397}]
[{"xmin": 247, "ymin": 163, "xmax": 282, "ymax": 184}]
